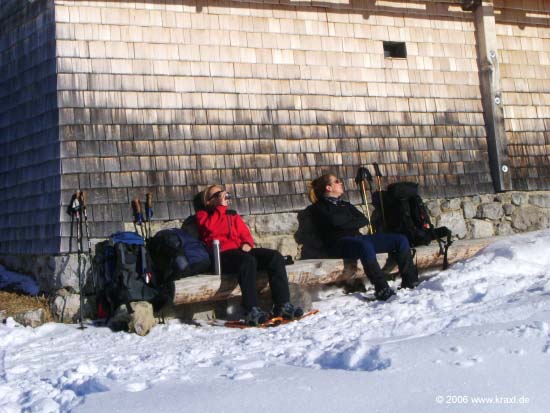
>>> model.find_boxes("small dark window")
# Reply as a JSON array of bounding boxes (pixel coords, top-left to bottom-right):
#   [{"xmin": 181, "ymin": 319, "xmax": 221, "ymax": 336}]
[{"xmin": 383, "ymin": 41, "xmax": 407, "ymax": 58}]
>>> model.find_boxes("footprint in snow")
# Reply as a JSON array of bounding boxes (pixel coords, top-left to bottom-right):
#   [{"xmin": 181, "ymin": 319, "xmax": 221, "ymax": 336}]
[
  {"xmin": 314, "ymin": 343, "xmax": 391, "ymax": 372},
  {"xmin": 222, "ymin": 371, "xmax": 255, "ymax": 381},
  {"xmin": 125, "ymin": 382, "xmax": 149, "ymax": 392},
  {"xmin": 453, "ymin": 356, "xmax": 483, "ymax": 367}
]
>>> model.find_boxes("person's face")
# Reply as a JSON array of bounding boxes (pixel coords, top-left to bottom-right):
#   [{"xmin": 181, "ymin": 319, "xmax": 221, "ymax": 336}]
[
  {"xmin": 206, "ymin": 186, "xmax": 230, "ymax": 207},
  {"xmin": 325, "ymin": 175, "xmax": 344, "ymax": 198}
]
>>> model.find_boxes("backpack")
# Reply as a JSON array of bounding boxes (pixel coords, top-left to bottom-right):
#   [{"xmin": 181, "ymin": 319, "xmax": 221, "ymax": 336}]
[
  {"xmin": 373, "ymin": 182, "xmax": 453, "ymax": 269},
  {"xmin": 93, "ymin": 231, "xmax": 164, "ymax": 319},
  {"xmin": 147, "ymin": 228, "xmax": 211, "ymax": 282}
]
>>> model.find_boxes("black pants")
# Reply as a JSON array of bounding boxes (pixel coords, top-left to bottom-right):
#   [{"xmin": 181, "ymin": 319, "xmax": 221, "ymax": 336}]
[{"xmin": 220, "ymin": 248, "xmax": 290, "ymax": 309}]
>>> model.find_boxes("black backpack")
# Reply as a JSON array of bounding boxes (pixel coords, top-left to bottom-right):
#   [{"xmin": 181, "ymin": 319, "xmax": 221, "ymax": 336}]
[
  {"xmin": 94, "ymin": 231, "xmax": 165, "ymax": 319},
  {"xmin": 373, "ymin": 182, "xmax": 453, "ymax": 269},
  {"xmin": 147, "ymin": 228, "xmax": 211, "ymax": 282}
]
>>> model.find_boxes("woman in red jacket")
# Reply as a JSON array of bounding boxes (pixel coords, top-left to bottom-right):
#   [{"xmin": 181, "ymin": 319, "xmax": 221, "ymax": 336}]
[{"xmin": 196, "ymin": 185, "xmax": 303, "ymax": 326}]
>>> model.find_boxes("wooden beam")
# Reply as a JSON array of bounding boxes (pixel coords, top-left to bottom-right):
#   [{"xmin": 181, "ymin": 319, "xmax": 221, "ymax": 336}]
[
  {"xmin": 472, "ymin": 1, "xmax": 512, "ymax": 192},
  {"xmin": 173, "ymin": 237, "xmax": 495, "ymax": 305}
]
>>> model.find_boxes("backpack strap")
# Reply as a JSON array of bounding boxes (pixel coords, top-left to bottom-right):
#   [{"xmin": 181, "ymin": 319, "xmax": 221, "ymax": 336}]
[{"xmin": 433, "ymin": 226, "xmax": 453, "ymax": 270}]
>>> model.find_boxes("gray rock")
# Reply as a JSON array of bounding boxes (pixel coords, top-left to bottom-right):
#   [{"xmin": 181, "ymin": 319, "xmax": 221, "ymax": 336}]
[
  {"xmin": 128, "ymin": 301, "xmax": 156, "ymax": 336},
  {"xmin": 462, "ymin": 201, "xmax": 477, "ymax": 219},
  {"xmin": 470, "ymin": 195, "xmax": 482, "ymax": 204},
  {"xmin": 13, "ymin": 309, "xmax": 45, "ymax": 328},
  {"xmin": 51, "ymin": 291, "xmax": 93, "ymax": 323},
  {"xmin": 494, "ymin": 193, "xmax": 511, "ymax": 203},
  {"xmin": 250, "ymin": 213, "xmax": 299, "ymax": 235},
  {"xmin": 512, "ymin": 206, "xmax": 550, "ymax": 231},
  {"xmin": 503, "ymin": 204, "xmax": 515, "ymax": 216},
  {"xmin": 0, "ymin": 310, "xmax": 6, "ymax": 322},
  {"xmin": 476, "ymin": 203, "xmax": 504, "ymax": 220},
  {"xmin": 255, "ymin": 235, "xmax": 299, "ymax": 259},
  {"xmin": 425, "ymin": 200, "xmax": 441, "ymax": 217},
  {"xmin": 511, "ymin": 193, "xmax": 527, "ymax": 206},
  {"xmin": 441, "ymin": 198, "xmax": 461, "ymax": 211},
  {"xmin": 437, "ymin": 211, "xmax": 467, "ymax": 239},
  {"xmin": 470, "ymin": 220, "xmax": 494, "ymax": 239},
  {"xmin": 528, "ymin": 194, "xmax": 550, "ymax": 208},
  {"xmin": 496, "ymin": 221, "xmax": 514, "ymax": 236},
  {"xmin": 479, "ymin": 194, "xmax": 495, "ymax": 203}
]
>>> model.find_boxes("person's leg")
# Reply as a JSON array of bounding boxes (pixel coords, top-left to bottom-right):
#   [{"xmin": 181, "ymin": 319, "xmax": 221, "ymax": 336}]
[
  {"xmin": 338, "ymin": 236, "xmax": 389, "ymax": 292},
  {"xmin": 249, "ymin": 248, "xmax": 290, "ymax": 305},
  {"xmin": 249, "ymin": 248, "xmax": 303, "ymax": 319},
  {"xmin": 220, "ymin": 249, "xmax": 259, "ymax": 309},
  {"xmin": 369, "ymin": 233, "xmax": 418, "ymax": 288}
]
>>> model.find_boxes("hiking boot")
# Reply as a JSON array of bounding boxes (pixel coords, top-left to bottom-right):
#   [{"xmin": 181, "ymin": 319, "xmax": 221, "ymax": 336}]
[
  {"xmin": 244, "ymin": 306, "xmax": 268, "ymax": 326},
  {"xmin": 375, "ymin": 286, "xmax": 396, "ymax": 301},
  {"xmin": 273, "ymin": 302, "xmax": 304, "ymax": 320},
  {"xmin": 401, "ymin": 280, "xmax": 420, "ymax": 289},
  {"xmin": 342, "ymin": 278, "xmax": 366, "ymax": 294},
  {"xmin": 395, "ymin": 249, "xmax": 419, "ymax": 289}
]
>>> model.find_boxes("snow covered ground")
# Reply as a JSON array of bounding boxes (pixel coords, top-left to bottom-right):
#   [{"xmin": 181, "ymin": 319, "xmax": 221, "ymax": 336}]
[{"xmin": 1, "ymin": 230, "xmax": 550, "ymax": 413}]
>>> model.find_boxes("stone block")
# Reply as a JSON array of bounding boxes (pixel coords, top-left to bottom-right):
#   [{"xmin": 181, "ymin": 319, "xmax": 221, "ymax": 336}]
[
  {"xmin": 529, "ymin": 194, "xmax": 550, "ymax": 208},
  {"xmin": 476, "ymin": 203, "xmax": 504, "ymax": 220},
  {"xmin": 51, "ymin": 290, "xmax": 94, "ymax": 323},
  {"xmin": 13, "ymin": 309, "xmax": 46, "ymax": 328},
  {"xmin": 437, "ymin": 210, "xmax": 467, "ymax": 239},
  {"xmin": 462, "ymin": 201, "xmax": 477, "ymax": 219},
  {"xmin": 441, "ymin": 198, "xmax": 461, "ymax": 211},
  {"xmin": 470, "ymin": 220, "xmax": 494, "ymax": 239},
  {"xmin": 128, "ymin": 301, "xmax": 156, "ymax": 336},
  {"xmin": 503, "ymin": 204, "xmax": 515, "ymax": 216},
  {"xmin": 495, "ymin": 221, "xmax": 514, "ymax": 236},
  {"xmin": 512, "ymin": 206, "xmax": 550, "ymax": 231}
]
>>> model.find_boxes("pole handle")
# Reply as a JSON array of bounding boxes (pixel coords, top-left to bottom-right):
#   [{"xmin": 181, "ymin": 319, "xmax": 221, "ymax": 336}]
[
  {"xmin": 80, "ymin": 191, "xmax": 87, "ymax": 209},
  {"xmin": 131, "ymin": 199, "xmax": 142, "ymax": 216},
  {"xmin": 373, "ymin": 162, "xmax": 383, "ymax": 177}
]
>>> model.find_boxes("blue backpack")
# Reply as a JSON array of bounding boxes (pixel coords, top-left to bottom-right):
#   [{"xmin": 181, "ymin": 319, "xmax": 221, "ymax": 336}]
[{"xmin": 147, "ymin": 228, "xmax": 211, "ymax": 282}]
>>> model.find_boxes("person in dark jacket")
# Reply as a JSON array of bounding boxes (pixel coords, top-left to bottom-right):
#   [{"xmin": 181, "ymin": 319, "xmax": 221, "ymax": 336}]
[
  {"xmin": 196, "ymin": 184, "xmax": 303, "ymax": 325},
  {"xmin": 309, "ymin": 174, "xmax": 419, "ymax": 301}
]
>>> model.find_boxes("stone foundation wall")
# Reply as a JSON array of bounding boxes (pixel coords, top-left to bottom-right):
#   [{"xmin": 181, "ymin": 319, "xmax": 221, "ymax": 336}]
[{"xmin": 2, "ymin": 190, "xmax": 549, "ymax": 296}]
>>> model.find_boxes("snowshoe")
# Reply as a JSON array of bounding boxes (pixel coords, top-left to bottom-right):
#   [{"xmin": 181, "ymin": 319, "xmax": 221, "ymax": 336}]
[
  {"xmin": 244, "ymin": 306, "xmax": 268, "ymax": 326},
  {"xmin": 375, "ymin": 286, "xmax": 396, "ymax": 301},
  {"xmin": 272, "ymin": 302, "xmax": 304, "ymax": 320}
]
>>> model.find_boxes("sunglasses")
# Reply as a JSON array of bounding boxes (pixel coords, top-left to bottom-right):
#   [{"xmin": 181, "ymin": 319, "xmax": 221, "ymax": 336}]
[
  {"xmin": 208, "ymin": 190, "xmax": 225, "ymax": 201},
  {"xmin": 208, "ymin": 190, "xmax": 232, "ymax": 201},
  {"xmin": 331, "ymin": 179, "xmax": 343, "ymax": 185}
]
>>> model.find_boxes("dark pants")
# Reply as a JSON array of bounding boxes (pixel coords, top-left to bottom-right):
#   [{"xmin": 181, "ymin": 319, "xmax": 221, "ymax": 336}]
[
  {"xmin": 337, "ymin": 233, "xmax": 411, "ymax": 289},
  {"xmin": 220, "ymin": 248, "xmax": 290, "ymax": 309}
]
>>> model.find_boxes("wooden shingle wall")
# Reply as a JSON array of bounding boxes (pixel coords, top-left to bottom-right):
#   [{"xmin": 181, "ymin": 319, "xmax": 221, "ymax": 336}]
[
  {"xmin": 54, "ymin": 0, "xmax": 494, "ymax": 249},
  {"xmin": 495, "ymin": 0, "xmax": 550, "ymax": 190},
  {"xmin": 0, "ymin": 0, "xmax": 60, "ymax": 255}
]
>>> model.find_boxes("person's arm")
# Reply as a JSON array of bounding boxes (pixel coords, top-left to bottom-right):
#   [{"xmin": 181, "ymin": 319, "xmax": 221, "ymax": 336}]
[
  {"xmin": 233, "ymin": 213, "xmax": 255, "ymax": 250},
  {"xmin": 315, "ymin": 202, "xmax": 369, "ymax": 231},
  {"xmin": 196, "ymin": 206, "xmax": 228, "ymax": 248}
]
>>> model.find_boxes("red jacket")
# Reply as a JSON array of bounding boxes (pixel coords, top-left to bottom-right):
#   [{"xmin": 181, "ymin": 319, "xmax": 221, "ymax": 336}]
[{"xmin": 196, "ymin": 205, "xmax": 255, "ymax": 252}]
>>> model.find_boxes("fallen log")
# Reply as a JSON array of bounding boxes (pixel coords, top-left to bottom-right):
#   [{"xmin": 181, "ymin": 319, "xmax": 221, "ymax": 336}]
[{"xmin": 173, "ymin": 237, "xmax": 495, "ymax": 305}]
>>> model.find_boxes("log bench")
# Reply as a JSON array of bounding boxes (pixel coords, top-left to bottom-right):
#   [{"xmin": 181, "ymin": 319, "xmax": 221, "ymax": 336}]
[{"xmin": 172, "ymin": 237, "xmax": 494, "ymax": 307}]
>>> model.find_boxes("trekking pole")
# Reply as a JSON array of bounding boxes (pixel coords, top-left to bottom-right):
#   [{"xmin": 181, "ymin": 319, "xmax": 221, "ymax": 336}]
[
  {"xmin": 354, "ymin": 167, "xmax": 374, "ymax": 234},
  {"xmin": 373, "ymin": 162, "xmax": 386, "ymax": 229},
  {"xmin": 131, "ymin": 198, "xmax": 145, "ymax": 238},
  {"xmin": 66, "ymin": 192, "xmax": 79, "ymax": 253},
  {"xmin": 67, "ymin": 191, "xmax": 86, "ymax": 330},
  {"xmin": 79, "ymin": 191, "xmax": 94, "ymax": 289},
  {"xmin": 145, "ymin": 193, "xmax": 153, "ymax": 240}
]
